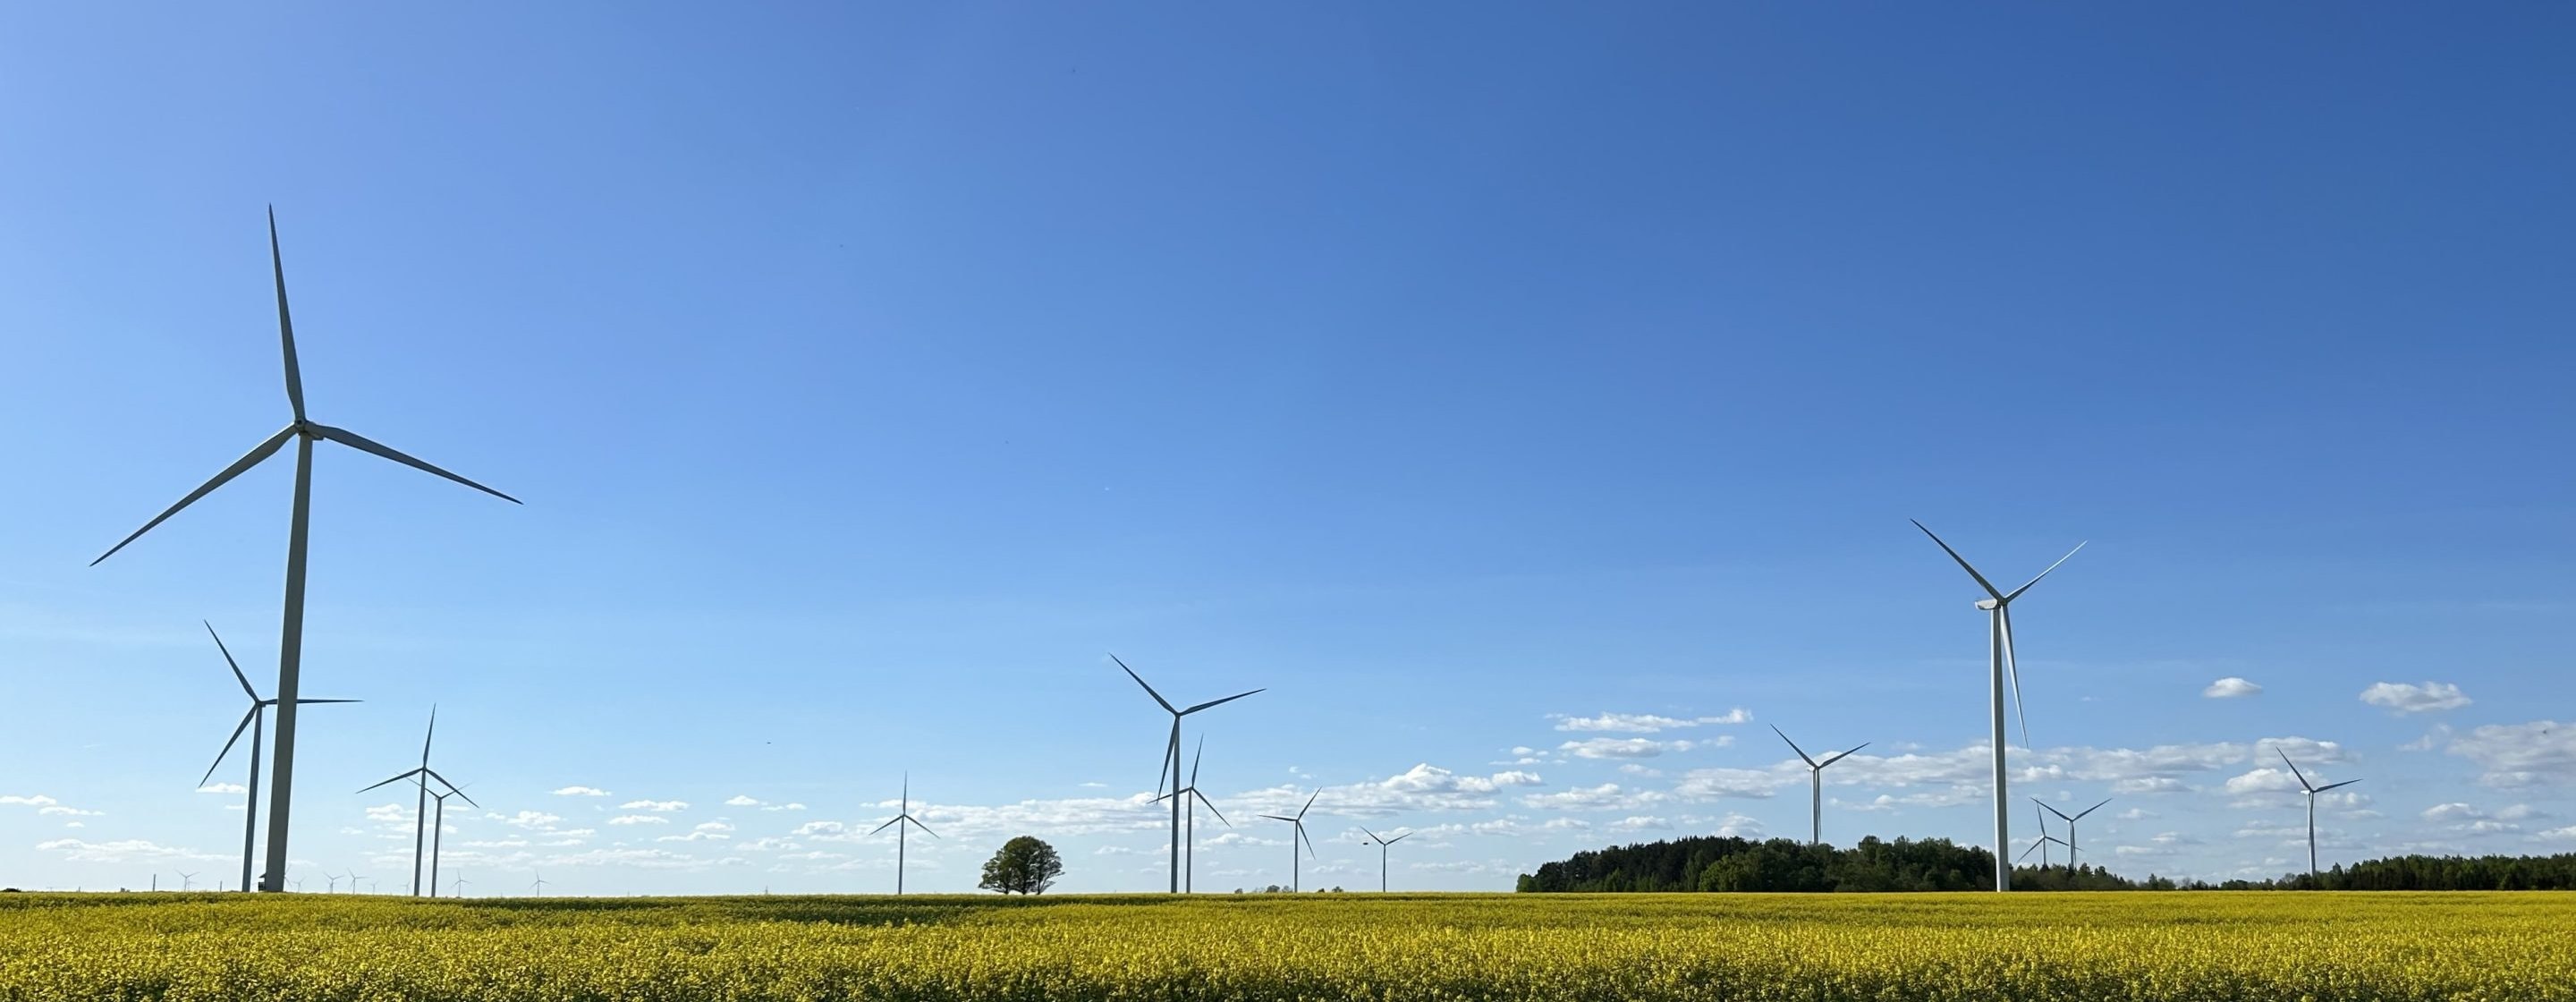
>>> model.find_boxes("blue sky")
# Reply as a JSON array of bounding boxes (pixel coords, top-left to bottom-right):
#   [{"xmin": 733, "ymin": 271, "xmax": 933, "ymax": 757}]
[{"xmin": 2, "ymin": 4, "xmax": 2572, "ymax": 894}]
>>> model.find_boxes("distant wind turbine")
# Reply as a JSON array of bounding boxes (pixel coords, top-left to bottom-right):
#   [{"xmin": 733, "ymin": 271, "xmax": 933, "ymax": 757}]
[
  {"xmin": 345, "ymin": 870, "xmax": 366, "ymax": 896},
  {"xmin": 1258, "ymin": 789, "xmax": 1321, "ymax": 893},
  {"xmin": 90, "ymin": 208, "xmax": 519, "ymax": 892},
  {"xmin": 1358, "ymin": 826, "xmax": 1411, "ymax": 893},
  {"xmin": 1770, "ymin": 725, "xmax": 1867, "ymax": 846},
  {"xmin": 197, "ymin": 621, "xmax": 357, "ymax": 896},
  {"xmin": 1152, "ymin": 737, "xmax": 1231, "ymax": 893},
  {"xmin": 1114, "ymin": 654, "xmax": 1261, "ymax": 894},
  {"xmin": 868, "ymin": 775, "xmax": 938, "ymax": 895},
  {"xmin": 427, "ymin": 784, "xmax": 479, "ymax": 902},
  {"xmin": 1911, "ymin": 520, "xmax": 2085, "ymax": 891},
  {"xmin": 530, "ymin": 873, "xmax": 548, "ymax": 896},
  {"xmin": 2017, "ymin": 834, "xmax": 2068, "ymax": 868},
  {"xmin": 2276, "ymin": 749, "xmax": 2362, "ymax": 881},
  {"xmin": 452, "ymin": 875, "xmax": 469, "ymax": 897},
  {"xmin": 321, "ymin": 870, "xmax": 340, "ymax": 894},
  {"xmin": 357, "ymin": 709, "xmax": 468, "ymax": 896},
  {"xmin": 178, "ymin": 871, "xmax": 198, "ymax": 892},
  {"xmin": 2034, "ymin": 797, "xmax": 2112, "ymax": 873}
]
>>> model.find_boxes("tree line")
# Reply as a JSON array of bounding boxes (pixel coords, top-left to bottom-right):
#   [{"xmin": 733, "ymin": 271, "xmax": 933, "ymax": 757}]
[{"xmin": 1514, "ymin": 835, "xmax": 2576, "ymax": 893}]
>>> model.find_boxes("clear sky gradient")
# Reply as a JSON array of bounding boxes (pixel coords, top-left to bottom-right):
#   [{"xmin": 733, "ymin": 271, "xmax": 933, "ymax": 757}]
[{"xmin": 2, "ymin": 4, "xmax": 2571, "ymax": 894}]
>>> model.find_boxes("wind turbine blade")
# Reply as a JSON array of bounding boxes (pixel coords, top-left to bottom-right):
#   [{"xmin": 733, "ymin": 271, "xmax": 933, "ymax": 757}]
[
  {"xmin": 1385, "ymin": 832, "xmax": 1411, "ymax": 845},
  {"xmin": 2314, "ymin": 779, "xmax": 2363, "ymax": 794},
  {"xmin": 204, "ymin": 621, "xmax": 258, "ymax": 700},
  {"xmin": 1297, "ymin": 788, "xmax": 1319, "ymax": 819},
  {"xmin": 199, "ymin": 707, "xmax": 258, "ymax": 787},
  {"xmin": 1818, "ymin": 743, "xmax": 1870, "ymax": 768},
  {"xmin": 868, "ymin": 817, "xmax": 902, "ymax": 836},
  {"xmin": 1191, "ymin": 790, "xmax": 1229, "ymax": 827},
  {"xmin": 1258, "ymin": 815, "xmax": 1295, "ymax": 823},
  {"xmin": 1359, "ymin": 826, "xmax": 1381, "ymax": 844},
  {"xmin": 92, "ymin": 426, "xmax": 297, "ymax": 565},
  {"xmin": 310, "ymin": 424, "xmax": 521, "ymax": 505},
  {"xmin": 2033, "ymin": 802, "xmax": 2052, "ymax": 836},
  {"xmin": 2072, "ymin": 797, "xmax": 2113, "ymax": 821},
  {"xmin": 2000, "ymin": 606, "xmax": 2030, "ymax": 751},
  {"xmin": 2033, "ymin": 798, "xmax": 2074, "ymax": 823},
  {"xmin": 2275, "ymin": 748, "xmax": 2312, "ymax": 792},
  {"xmin": 1109, "ymin": 654, "xmax": 1176, "ymax": 713},
  {"xmin": 1156, "ymin": 728, "xmax": 1176, "ymax": 799},
  {"xmin": 267, "ymin": 207, "xmax": 307, "ymax": 423},
  {"xmin": 425, "ymin": 769, "xmax": 478, "ymax": 807},
  {"xmin": 906, "ymin": 816, "xmax": 939, "ymax": 839},
  {"xmin": 1911, "ymin": 520, "xmax": 2004, "ymax": 599},
  {"xmin": 357, "ymin": 768, "xmax": 426, "ymax": 794},
  {"xmin": 1769, "ymin": 725, "xmax": 1817, "ymax": 768},
  {"xmin": 1189, "ymin": 735, "xmax": 1206, "ymax": 788},
  {"xmin": 2019, "ymin": 841, "xmax": 2044, "ymax": 862},
  {"xmin": 1182, "ymin": 688, "xmax": 1264, "ymax": 715},
  {"xmin": 1298, "ymin": 823, "xmax": 1317, "ymax": 859},
  {"xmin": 421, "ymin": 706, "xmax": 437, "ymax": 766},
  {"xmin": 2003, "ymin": 541, "xmax": 2088, "ymax": 602}
]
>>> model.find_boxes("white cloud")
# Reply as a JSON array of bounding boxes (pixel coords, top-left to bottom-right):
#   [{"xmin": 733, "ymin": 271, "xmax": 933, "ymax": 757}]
[
  {"xmin": 725, "ymin": 795, "xmax": 761, "ymax": 807},
  {"xmin": 619, "ymin": 800, "xmax": 690, "ymax": 812},
  {"xmin": 2538, "ymin": 826, "xmax": 2576, "ymax": 843},
  {"xmin": 36, "ymin": 838, "xmax": 226, "ymax": 863},
  {"xmin": 38, "ymin": 806, "xmax": 103, "ymax": 817},
  {"xmin": 608, "ymin": 814, "xmax": 672, "ymax": 826},
  {"xmin": 657, "ymin": 822, "xmax": 735, "ymax": 844},
  {"xmin": 197, "ymin": 783, "xmax": 248, "ymax": 794},
  {"xmin": 1673, "ymin": 768, "xmax": 1785, "ymax": 800},
  {"xmin": 0, "ymin": 794, "xmax": 59, "ymax": 807},
  {"xmin": 2445, "ymin": 720, "xmax": 2576, "ymax": 788},
  {"xmin": 364, "ymin": 803, "xmax": 410, "ymax": 823},
  {"xmin": 2360, "ymin": 681, "xmax": 2471, "ymax": 714},
  {"xmin": 487, "ymin": 811, "xmax": 567, "ymax": 830},
  {"xmin": 2203, "ymin": 677, "xmax": 2262, "ymax": 699},
  {"xmin": 1520, "ymin": 784, "xmax": 1670, "ymax": 812},
  {"xmin": 552, "ymin": 785, "xmax": 611, "ymax": 797},
  {"xmin": 1551, "ymin": 709, "xmax": 1751, "ymax": 734},
  {"xmin": 2422, "ymin": 802, "xmax": 2483, "ymax": 823},
  {"xmin": 1609, "ymin": 815, "xmax": 1672, "ymax": 831},
  {"xmin": 1558, "ymin": 738, "xmax": 1698, "ymax": 760}
]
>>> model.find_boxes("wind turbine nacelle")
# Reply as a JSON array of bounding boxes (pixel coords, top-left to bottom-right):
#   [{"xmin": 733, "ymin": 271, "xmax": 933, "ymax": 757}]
[{"xmin": 1974, "ymin": 599, "xmax": 2003, "ymax": 610}]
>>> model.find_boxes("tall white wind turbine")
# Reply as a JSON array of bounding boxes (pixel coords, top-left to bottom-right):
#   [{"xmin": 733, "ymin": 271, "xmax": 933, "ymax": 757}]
[
  {"xmin": 1770, "ymin": 725, "xmax": 1867, "ymax": 847},
  {"xmin": 198, "ymin": 621, "xmax": 356, "ymax": 893},
  {"xmin": 91, "ymin": 209, "xmax": 519, "ymax": 892},
  {"xmin": 1358, "ymin": 826, "xmax": 1411, "ymax": 893},
  {"xmin": 2033, "ymin": 796, "xmax": 2112, "ymax": 873},
  {"xmin": 1258, "ymin": 789, "xmax": 1321, "ymax": 893},
  {"xmin": 1113, "ymin": 654, "xmax": 1261, "ymax": 893},
  {"xmin": 2276, "ymin": 749, "xmax": 2361, "ymax": 882},
  {"xmin": 1911, "ymin": 520, "xmax": 2084, "ymax": 891},
  {"xmin": 1153, "ymin": 737, "xmax": 1232, "ymax": 893},
  {"xmin": 357, "ymin": 709, "xmax": 468, "ymax": 896},
  {"xmin": 868, "ymin": 775, "xmax": 938, "ymax": 895}
]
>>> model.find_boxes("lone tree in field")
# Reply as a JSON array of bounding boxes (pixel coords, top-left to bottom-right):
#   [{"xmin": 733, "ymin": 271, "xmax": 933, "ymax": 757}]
[{"xmin": 979, "ymin": 836, "xmax": 1063, "ymax": 895}]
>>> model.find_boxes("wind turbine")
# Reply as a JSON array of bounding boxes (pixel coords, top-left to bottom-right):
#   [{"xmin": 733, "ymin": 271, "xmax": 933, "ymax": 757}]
[
  {"xmin": 198, "ymin": 621, "xmax": 358, "ymax": 896},
  {"xmin": 1152, "ymin": 736, "xmax": 1231, "ymax": 893},
  {"xmin": 2033, "ymin": 797, "xmax": 2112, "ymax": 873},
  {"xmin": 1113, "ymin": 654, "xmax": 1262, "ymax": 894},
  {"xmin": 178, "ymin": 871, "xmax": 199, "ymax": 892},
  {"xmin": 2276, "ymin": 749, "xmax": 2361, "ymax": 881},
  {"xmin": 1358, "ymin": 826, "xmax": 1411, "ymax": 893},
  {"xmin": 89, "ymin": 208, "xmax": 520, "ymax": 893},
  {"xmin": 346, "ymin": 870, "xmax": 367, "ymax": 896},
  {"xmin": 451, "ymin": 875, "xmax": 469, "ymax": 897},
  {"xmin": 426, "ymin": 784, "xmax": 479, "ymax": 902},
  {"xmin": 2017, "ymin": 834, "xmax": 2067, "ymax": 869},
  {"xmin": 1770, "ymin": 725, "xmax": 1868, "ymax": 847},
  {"xmin": 321, "ymin": 870, "xmax": 341, "ymax": 894},
  {"xmin": 867, "ymin": 775, "xmax": 937, "ymax": 895},
  {"xmin": 530, "ymin": 873, "xmax": 548, "ymax": 896},
  {"xmin": 358, "ymin": 709, "xmax": 468, "ymax": 896},
  {"xmin": 1911, "ymin": 520, "xmax": 2085, "ymax": 891},
  {"xmin": 1258, "ymin": 789, "xmax": 1321, "ymax": 892}
]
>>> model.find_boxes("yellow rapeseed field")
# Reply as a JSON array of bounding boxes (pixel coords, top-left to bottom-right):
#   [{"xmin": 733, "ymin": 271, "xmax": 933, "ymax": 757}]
[{"xmin": 2, "ymin": 890, "xmax": 2568, "ymax": 1001}]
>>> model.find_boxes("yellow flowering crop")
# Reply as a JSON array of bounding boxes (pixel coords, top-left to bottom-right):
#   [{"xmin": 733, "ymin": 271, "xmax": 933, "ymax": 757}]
[{"xmin": 2, "ymin": 890, "xmax": 2568, "ymax": 1001}]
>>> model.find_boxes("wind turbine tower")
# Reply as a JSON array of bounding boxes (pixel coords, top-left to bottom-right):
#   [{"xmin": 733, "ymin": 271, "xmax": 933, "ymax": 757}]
[
  {"xmin": 2276, "ymin": 749, "xmax": 2362, "ymax": 881},
  {"xmin": 1258, "ymin": 790, "xmax": 1321, "ymax": 893},
  {"xmin": 198, "ymin": 621, "xmax": 357, "ymax": 896},
  {"xmin": 1911, "ymin": 520, "xmax": 2084, "ymax": 891},
  {"xmin": 427, "ymin": 784, "xmax": 479, "ymax": 901},
  {"xmin": 868, "ymin": 775, "xmax": 938, "ymax": 895},
  {"xmin": 1770, "ymin": 725, "xmax": 1867, "ymax": 846},
  {"xmin": 1114, "ymin": 654, "xmax": 1261, "ymax": 894}
]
